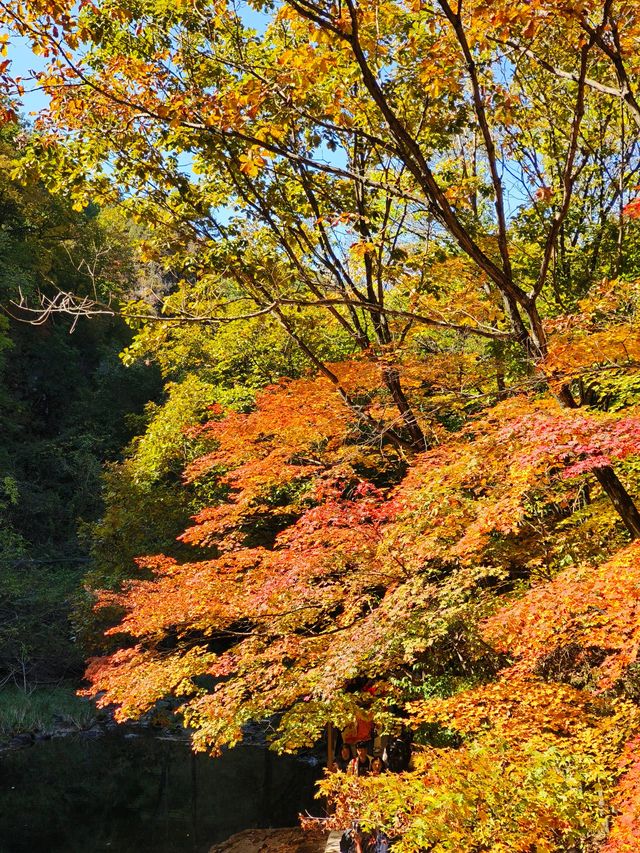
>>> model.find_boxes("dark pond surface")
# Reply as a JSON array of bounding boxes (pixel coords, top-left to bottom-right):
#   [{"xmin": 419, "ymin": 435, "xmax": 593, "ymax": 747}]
[{"xmin": 0, "ymin": 731, "xmax": 322, "ymax": 853}]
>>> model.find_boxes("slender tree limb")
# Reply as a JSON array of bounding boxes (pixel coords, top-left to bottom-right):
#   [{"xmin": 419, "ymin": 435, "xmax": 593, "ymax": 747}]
[
  {"xmin": 437, "ymin": 0, "xmax": 513, "ymax": 282},
  {"xmin": 532, "ymin": 38, "xmax": 593, "ymax": 300}
]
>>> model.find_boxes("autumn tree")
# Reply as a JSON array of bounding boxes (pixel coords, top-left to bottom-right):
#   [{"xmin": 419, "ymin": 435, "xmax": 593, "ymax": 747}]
[
  {"xmin": 4, "ymin": 0, "xmax": 640, "ymax": 529},
  {"xmin": 5, "ymin": 1, "xmax": 640, "ymax": 848},
  {"xmin": 75, "ymin": 329, "xmax": 640, "ymax": 850}
]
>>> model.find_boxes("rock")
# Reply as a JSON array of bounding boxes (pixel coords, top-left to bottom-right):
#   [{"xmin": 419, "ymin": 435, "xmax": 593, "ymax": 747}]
[
  {"xmin": 9, "ymin": 733, "xmax": 34, "ymax": 749},
  {"xmin": 209, "ymin": 827, "xmax": 328, "ymax": 853},
  {"xmin": 81, "ymin": 727, "xmax": 104, "ymax": 739},
  {"xmin": 51, "ymin": 726, "xmax": 79, "ymax": 737}
]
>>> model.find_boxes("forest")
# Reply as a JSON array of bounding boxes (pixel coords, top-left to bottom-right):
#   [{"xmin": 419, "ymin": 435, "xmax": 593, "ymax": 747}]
[{"xmin": 2, "ymin": 0, "xmax": 640, "ymax": 850}]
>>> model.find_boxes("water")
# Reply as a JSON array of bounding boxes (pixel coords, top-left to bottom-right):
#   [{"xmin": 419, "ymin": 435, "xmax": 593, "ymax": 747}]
[{"xmin": 0, "ymin": 731, "xmax": 321, "ymax": 853}]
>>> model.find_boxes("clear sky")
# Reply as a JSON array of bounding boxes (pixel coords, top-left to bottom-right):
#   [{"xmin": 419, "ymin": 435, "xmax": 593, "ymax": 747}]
[{"xmin": 7, "ymin": 34, "xmax": 49, "ymax": 118}]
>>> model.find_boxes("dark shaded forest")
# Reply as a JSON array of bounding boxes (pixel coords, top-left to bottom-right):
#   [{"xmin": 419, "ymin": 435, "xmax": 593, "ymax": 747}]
[{"xmin": 0, "ymin": 122, "xmax": 162, "ymax": 690}]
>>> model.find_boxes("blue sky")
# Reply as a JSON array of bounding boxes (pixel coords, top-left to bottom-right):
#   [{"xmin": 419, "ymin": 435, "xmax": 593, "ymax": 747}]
[{"xmin": 7, "ymin": 35, "xmax": 49, "ymax": 117}]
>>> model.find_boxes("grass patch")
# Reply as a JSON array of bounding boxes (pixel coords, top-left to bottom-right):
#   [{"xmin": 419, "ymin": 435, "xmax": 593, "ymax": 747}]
[{"xmin": 0, "ymin": 685, "xmax": 96, "ymax": 739}]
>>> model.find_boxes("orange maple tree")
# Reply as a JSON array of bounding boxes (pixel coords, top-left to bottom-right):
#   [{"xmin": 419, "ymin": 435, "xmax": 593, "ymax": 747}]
[{"xmin": 78, "ymin": 332, "xmax": 640, "ymax": 849}]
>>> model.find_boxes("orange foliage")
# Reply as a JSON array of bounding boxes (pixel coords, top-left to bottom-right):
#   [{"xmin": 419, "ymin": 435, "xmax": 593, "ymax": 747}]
[
  {"xmin": 544, "ymin": 280, "xmax": 640, "ymax": 384},
  {"xmin": 410, "ymin": 674, "xmax": 611, "ymax": 741},
  {"xmin": 603, "ymin": 735, "xmax": 640, "ymax": 853},
  {"xmin": 80, "ymin": 357, "xmax": 640, "ymax": 848},
  {"xmin": 484, "ymin": 541, "xmax": 640, "ymax": 689},
  {"xmin": 179, "ymin": 361, "xmax": 400, "ymax": 549},
  {"xmin": 84, "ymin": 369, "xmax": 640, "ymax": 746},
  {"xmin": 384, "ymin": 397, "xmax": 640, "ymax": 574}
]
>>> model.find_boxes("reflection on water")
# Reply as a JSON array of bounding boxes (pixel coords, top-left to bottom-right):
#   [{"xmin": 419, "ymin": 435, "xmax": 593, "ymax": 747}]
[{"xmin": 0, "ymin": 731, "xmax": 321, "ymax": 853}]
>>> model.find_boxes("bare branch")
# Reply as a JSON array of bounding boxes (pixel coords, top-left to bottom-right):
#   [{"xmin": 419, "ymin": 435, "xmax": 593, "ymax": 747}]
[
  {"xmin": 7, "ymin": 285, "xmax": 513, "ymax": 344},
  {"xmin": 532, "ymin": 37, "xmax": 593, "ymax": 300},
  {"xmin": 438, "ymin": 0, "xmax": 513, "ymax": 282}
]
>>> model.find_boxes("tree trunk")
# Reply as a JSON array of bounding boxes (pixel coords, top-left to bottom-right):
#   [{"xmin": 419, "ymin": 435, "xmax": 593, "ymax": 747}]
[
  {"xmin": 553, "ymin": 382, "xmax": 640, "ymax": 538},
  {"xmin": 593, "ymin": 466, "xmax": 640, "ymax": 539},
  {"xmin": 556, "ymin": 384, "xmax": 579, "ymax": 409},
  {"xmin": 382, "ymin": 366, "xmax": 427, "ymax": 450}
]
